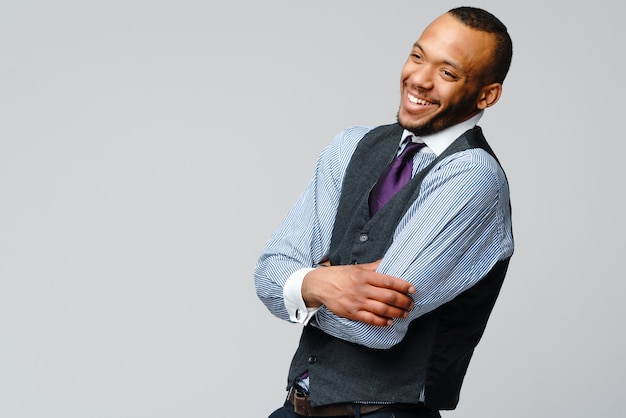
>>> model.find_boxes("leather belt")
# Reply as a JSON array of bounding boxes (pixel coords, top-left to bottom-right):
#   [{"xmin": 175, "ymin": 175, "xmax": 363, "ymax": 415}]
[{"xmin": 288, "ymin": 386, "xmax": 413, "ymax": 417}]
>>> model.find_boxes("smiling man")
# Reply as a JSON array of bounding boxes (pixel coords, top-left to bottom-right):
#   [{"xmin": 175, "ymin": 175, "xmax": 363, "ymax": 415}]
[{"xmin": 255, "ymin": 7, "xmax": 514, "ymax": 418}]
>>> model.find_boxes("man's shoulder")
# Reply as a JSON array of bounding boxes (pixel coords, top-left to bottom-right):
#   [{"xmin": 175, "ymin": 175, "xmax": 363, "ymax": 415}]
[
  {"xmin": 329, "ymin": 126, "xmax": 374, "ymax": 156},
  {"xmin": 336, "ymin": 125, "xmax": 374, "ymax": 141},
  {"xmin": 357, "ymin": 123, "xmax": 402, "ymax": 139},
  {"xmin": 436, "ymin": 147, "xmax": 509, "ymax": 190},
  {"xmin": 333, "ymin": 123, "xmax": 401, "ymax": 150}
]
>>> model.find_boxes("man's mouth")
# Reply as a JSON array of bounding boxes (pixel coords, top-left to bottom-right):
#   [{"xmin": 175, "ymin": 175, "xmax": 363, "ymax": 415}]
[{"xmin": 408, "ymin": 93, "xmax": 433, "ymax": 106}]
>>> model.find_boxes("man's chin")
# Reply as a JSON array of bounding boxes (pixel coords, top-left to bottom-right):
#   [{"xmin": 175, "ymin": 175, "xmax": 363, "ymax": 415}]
[{"xmin": 397, "ymin": 113, "xmax": 436, "ymax": 136}]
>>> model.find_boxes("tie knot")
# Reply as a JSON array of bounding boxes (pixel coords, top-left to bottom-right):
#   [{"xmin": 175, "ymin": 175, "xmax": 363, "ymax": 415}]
[{"xmin": 398, "ymin": 140, "xmax": 425, "ymax": 160}]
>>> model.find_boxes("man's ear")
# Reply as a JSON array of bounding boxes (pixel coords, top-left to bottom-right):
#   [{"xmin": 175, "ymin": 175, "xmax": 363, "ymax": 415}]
[{"xmin": 477, "ymin": 83, "xmax": 502, "ymax": 110}]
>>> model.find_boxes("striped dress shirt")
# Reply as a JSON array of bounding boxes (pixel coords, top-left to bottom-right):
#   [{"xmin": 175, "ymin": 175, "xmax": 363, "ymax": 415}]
[{"xmin": 255, "ymin": 114, "xmax": 514, "ymax": 349}]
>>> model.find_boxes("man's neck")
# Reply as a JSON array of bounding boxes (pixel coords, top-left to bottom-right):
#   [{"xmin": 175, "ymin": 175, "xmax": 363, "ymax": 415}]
[{"xmin": 401, "ymin": 111, "xmax": 484, "ymax": 156}]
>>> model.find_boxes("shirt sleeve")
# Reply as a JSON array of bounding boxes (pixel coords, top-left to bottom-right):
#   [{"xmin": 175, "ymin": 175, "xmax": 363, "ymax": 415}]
[
  {"xmin": 312, "ymin": 149, "xmax": 514, "ymax": 349},
  {"xmin": 254, "ymin": 127, "xmax": 370, "ymax": 322}
]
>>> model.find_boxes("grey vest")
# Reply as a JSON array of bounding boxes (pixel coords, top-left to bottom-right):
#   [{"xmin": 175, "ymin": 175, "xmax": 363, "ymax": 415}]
[{"xmin": 287, "ymin": 124, "xmax": 511, "ymax": 410}]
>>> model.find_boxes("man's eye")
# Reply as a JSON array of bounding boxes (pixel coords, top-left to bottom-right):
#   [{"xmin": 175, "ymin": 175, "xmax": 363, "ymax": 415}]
[{"xmin": 442, "ymin": 70, "xmax": 457, "ymax": 79}]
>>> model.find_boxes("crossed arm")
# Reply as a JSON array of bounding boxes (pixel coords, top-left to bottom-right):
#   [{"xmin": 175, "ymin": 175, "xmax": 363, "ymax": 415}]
[
  {"xmin": 301, "ymin": 260, "xmax": 416, "ymax": 327},
  {"xmin": 254, "ymin": 129, "xmax": 512, "ymax": 349}
]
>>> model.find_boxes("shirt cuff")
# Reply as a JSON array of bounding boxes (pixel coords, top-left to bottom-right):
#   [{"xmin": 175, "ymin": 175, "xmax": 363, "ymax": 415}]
[{"xmin": 283, "ymin": 268, "xmax": 321, "ymax": 324}]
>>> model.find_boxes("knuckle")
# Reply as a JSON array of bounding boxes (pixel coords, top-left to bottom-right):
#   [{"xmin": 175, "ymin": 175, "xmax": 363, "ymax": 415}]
[{"xmin": 383, "ymin": 290, "xmax": 398, "ymax": 304}]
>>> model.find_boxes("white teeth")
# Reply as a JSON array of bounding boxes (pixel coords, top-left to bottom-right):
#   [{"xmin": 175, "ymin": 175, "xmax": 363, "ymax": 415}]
[{"xmin": 408, "ymin": 94, "xmax": 431, "ymax": 106}]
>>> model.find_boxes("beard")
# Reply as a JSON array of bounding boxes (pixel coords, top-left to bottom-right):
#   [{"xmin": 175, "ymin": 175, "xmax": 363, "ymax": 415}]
[{"xmin": 397, "ymin": 92, "xmax": 480, "ymax": 136}]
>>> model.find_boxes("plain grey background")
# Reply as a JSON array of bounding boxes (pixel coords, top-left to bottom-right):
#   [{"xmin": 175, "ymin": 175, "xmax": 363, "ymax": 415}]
[{"xmin": 1, "ymin": 0, "xmax": 624, "ymax": 417}]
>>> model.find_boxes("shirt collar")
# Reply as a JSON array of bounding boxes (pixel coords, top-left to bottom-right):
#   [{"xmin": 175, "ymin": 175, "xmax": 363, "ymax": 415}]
[{"xmin": 400, "ymin": 111, "xmax": 484, "ymax": 156}]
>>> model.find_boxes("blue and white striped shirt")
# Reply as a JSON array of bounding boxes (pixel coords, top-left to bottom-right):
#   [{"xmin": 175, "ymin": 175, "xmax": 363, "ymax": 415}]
[{"xmin": 255, "ymin": 115, "xmax": 514, "ymax": 349}]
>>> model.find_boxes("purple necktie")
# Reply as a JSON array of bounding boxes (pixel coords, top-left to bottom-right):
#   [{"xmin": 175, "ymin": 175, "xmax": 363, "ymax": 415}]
[{"xmin": 369, "ymin": 140, "xmax": 425, "ymax": 216}]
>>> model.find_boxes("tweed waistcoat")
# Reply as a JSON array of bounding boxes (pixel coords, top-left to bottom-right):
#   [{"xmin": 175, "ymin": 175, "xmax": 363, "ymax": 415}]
[{"xmin": 287, "ymin": 124, "xmax": 510, "ymax": 410}]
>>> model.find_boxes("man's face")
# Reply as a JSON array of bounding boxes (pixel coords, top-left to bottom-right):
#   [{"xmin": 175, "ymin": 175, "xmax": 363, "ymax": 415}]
[{"xmin": 397, "ymin": 13, "xmax": 497, "ymax": 135}]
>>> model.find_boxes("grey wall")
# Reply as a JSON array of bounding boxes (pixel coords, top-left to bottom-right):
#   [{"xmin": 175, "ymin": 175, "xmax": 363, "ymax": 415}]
[{"xmin": 1, "ymin": 1, "xmax": 624, "ymax": 417}]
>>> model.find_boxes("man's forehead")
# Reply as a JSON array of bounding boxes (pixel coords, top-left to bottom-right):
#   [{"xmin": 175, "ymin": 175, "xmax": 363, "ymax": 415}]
[{"xmin": 411, "ymin": 14, "xmax": 495, "ymax": 68}]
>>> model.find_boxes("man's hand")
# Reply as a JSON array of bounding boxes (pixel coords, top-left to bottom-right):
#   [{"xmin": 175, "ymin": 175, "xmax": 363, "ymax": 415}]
[{"xmin": 301, "ymin": 260, "xmax": 415, "ymax": 326}]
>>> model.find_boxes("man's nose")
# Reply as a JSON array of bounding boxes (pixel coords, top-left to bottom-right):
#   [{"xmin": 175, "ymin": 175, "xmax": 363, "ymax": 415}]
[{"xmin": 408, "ymin": 66, "xmax": 434, "ymax": 90}]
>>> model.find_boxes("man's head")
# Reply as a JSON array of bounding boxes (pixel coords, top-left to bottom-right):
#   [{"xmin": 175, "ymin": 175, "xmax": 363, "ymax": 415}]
[{"xmin": 397, "ymin": 7, "xmax": 513, "ymax": 136}]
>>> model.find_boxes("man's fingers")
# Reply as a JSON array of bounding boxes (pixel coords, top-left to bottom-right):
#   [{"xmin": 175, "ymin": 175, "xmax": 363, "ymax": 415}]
[
  {"xmin": 353, "ymin": 311, "xmax": 394, "ymax": 327},
  {"xmin": 356, "ymin": 261, "xmax": 415, "ymax": 295},
  {"xmin": 362, "ymin": 285, "xmax": 413, "ymax": 310},
  {"xmin": 354, "ymin": 299, "xmax": 410, "ymax": 326},
  {"xmin": 357, "ymin": 262, "xmax": 415, "ymax": 312},
  {"xmin": 371, "ymin": 274, "xmax": 415, "ymax": 294},
  {"xmin": 365, "ymin": 298, "xmax": 411, "ymax": 319}
]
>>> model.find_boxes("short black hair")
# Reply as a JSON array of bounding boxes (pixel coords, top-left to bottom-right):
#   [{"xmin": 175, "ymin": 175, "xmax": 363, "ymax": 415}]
[{"xmin": 448, "ymin": 6, "xmax": 513, "ymax": 84}]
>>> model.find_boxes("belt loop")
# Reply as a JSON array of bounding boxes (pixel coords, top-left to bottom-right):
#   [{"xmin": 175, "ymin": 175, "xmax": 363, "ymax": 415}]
[{"xmin": 353, "ymin": 404, "xmax": 361, "ymax": 418}]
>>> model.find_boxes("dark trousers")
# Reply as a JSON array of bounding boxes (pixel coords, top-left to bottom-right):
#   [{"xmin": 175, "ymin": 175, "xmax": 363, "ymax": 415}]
[{"xmin": 269, "ymin": 399, "xmax": 441, "ymax": 418}]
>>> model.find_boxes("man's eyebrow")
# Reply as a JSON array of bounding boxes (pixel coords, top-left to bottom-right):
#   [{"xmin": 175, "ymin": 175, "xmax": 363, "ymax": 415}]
[{"xmin": 444, "ymin": 59, "xmax": 461, "ymax": 71}]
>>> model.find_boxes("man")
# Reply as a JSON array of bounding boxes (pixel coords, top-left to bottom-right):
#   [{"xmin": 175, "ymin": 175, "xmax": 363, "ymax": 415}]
[{"xmin": 255, "ymin": 6, "xmax": 514, "ymax": 418}]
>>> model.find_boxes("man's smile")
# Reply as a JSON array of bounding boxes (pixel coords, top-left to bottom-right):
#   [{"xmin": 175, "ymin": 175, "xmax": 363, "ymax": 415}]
[{"xmin": 408, "ymin": 93, "xmax": 434, "ymax": 106}]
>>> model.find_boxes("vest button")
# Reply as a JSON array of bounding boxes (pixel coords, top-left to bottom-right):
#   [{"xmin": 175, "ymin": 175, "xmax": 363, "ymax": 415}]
[
  {"xmin": 359, "ymin": 234, "xmax": 368, "ymax": 242},
  {"xmin": 308, "ymin": 356, "xmax": 317, "ymax": 364}
]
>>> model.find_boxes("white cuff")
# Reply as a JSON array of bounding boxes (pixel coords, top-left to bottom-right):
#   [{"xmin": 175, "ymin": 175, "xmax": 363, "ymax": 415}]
[{"xmin": 283, "ymin": 268, "xmax": 321, "ymax": 324}]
